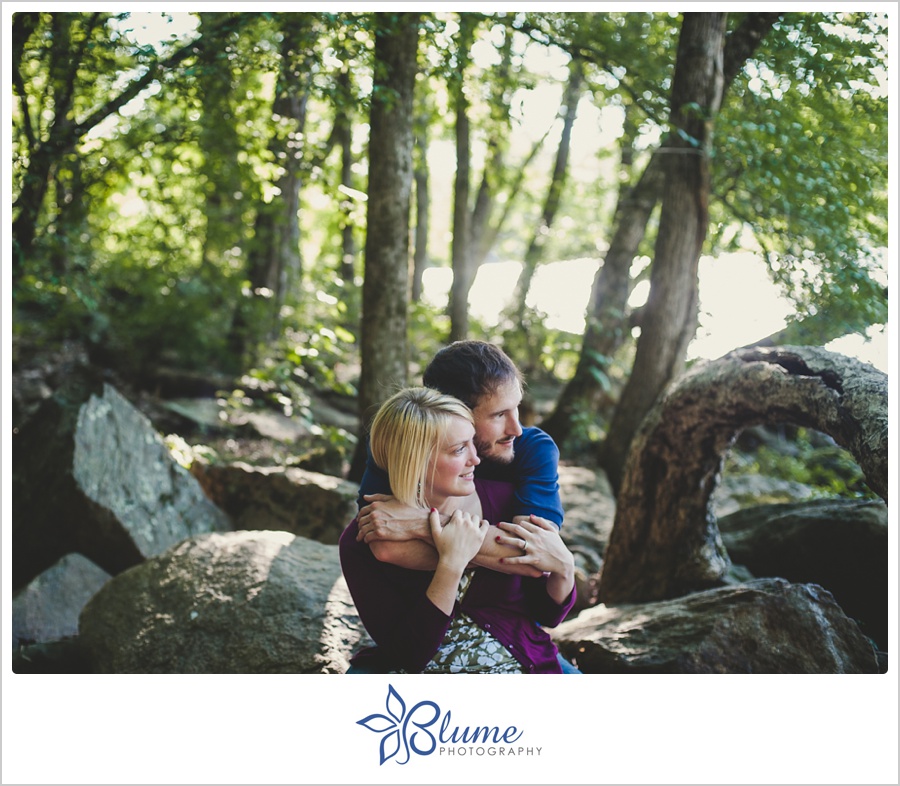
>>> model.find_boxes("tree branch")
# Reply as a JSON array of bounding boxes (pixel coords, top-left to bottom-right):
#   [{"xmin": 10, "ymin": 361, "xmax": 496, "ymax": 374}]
[{"xmin": 71, "ymin": 14, "xmax": 247, "ymax": 142}]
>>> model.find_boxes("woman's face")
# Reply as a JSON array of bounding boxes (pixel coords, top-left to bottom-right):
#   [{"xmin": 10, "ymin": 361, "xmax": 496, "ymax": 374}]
[{"xmin": 426, "ymin": 415, "xmax": 481, "ymax": 502}]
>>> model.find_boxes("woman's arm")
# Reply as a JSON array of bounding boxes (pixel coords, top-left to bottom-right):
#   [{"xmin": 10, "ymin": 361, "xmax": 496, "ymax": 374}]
[
  {"xmin": 339, "ymin": 519, "xmax": 452, "ymax": 672},
  {"xmin": 338, "ymin": 511, "xmax": 489, "ymax": 672}
]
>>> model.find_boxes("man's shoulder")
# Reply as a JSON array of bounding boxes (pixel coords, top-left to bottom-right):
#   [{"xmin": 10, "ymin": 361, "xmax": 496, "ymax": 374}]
[
  {"xmin": 516, "ymin": 425, "xmax": 555, "ymax": 445},
  {"xmin": 513, "ymin": 426, "xmax": 559, "ymax": 464}
]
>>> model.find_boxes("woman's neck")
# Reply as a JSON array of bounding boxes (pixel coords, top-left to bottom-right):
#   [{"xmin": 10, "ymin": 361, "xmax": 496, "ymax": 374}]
[
  {"xmin": 429, "ymin": 495, "xmax": 455, "ymax": 514},
  {"xmin": 428, "ymin": 491, "xmax": 481, "ymax": 517}
]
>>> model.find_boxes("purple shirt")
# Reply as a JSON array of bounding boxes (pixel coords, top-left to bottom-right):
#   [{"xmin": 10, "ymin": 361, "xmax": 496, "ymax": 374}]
[{"xmin": 339, "ymin": 478, "xmax": 576, "ymax": 674}]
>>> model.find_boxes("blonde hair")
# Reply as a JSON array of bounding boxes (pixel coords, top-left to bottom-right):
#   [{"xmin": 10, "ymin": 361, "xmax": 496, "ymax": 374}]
[{"xmin": 369, "ymin": 387, "xmax": 474, "ymax": 509}]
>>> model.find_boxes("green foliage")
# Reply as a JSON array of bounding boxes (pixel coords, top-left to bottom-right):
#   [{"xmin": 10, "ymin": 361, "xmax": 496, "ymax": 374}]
[
  {"xmin": 11, "ymin": 9, "xmax": 888, "ymax": 441},
  {"xmin": 498, "ymin": 303, "xmax": 582, "ymax": 382},
  {"xmin": 724, "ymin": 426, "xmax": 879, "ymax": 500},
  {"xmin": 212, "ymin": 309, "xmax": 360, "ymax": 470},
  {"xmin": 711, "ymin": 12, "xmax": 888, "ymax": 333},
  {"xmin": 407, "ymin": 298, "xmax": 452, "ymax": 362},
  {"xmin": 13, "ymin": 272, "xmax": 108, "ymax": 348}
]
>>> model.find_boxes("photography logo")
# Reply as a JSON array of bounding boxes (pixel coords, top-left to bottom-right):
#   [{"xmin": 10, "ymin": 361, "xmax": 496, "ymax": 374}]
[{"xmin": 356, "ymin": 684, "xmax": 541, "ymax": 766}]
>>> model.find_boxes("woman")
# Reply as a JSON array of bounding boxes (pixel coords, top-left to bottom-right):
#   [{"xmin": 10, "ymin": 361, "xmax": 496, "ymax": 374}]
[{"xmin": 339, "ymin": 387, "xmax": 577, "ymax": 674}]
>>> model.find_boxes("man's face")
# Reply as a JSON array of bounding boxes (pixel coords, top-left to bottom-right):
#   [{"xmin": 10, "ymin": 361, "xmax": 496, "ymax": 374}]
[{"xmin": 471, "ymin": 378, "xmax": 523, "ymax": 464}]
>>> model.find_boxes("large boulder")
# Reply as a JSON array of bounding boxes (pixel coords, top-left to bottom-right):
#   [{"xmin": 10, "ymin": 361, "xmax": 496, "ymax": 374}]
[
  {"xmin": 718, "ymin": 498, "xmax": 888, "ymax": 650},
  {"xmin": 13, "ymin": 377, "xmax": 231, "ymax": 591},
  {"xmin": 552, "ymin": 578, "xmax": 880, "ymax": 674},
  {"xmin": 190, "ymin": 462, "xmax": 358, "ymax": 544},
  {"xmin": 78, "ymin": 530, "xmax": 371, "ymax": 673}
]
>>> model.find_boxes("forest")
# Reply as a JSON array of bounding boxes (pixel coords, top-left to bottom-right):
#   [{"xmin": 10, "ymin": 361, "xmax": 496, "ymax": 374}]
[{"xmin": 9, "ymin": 9, "xmax": 891, "ymax": 679}]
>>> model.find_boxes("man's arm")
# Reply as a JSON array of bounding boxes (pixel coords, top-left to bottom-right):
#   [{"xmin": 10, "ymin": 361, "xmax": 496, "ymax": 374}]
[
  {"xmin": 356, "ymin": 439, "xmax": 392, "ymax": 508},
  {"xmin": 508, "ymin": 427, "xmax": 564, "ymax": 528},
  {"xmin": 360, "ymin": 495, "xmax": 540, "ymax": 576}
]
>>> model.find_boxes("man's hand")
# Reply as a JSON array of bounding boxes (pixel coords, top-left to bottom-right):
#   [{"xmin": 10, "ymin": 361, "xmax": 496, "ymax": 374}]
[
  {"xmin": 495, "ymin": 514, "xmax": 575, "ymax": 602},
  {"xmin": 357, "ymin": 494, "xmax": 433, "ymax": 544},
  {"xmin": 469, "ymin": 516, "xmax": 543, "ymax": 578}
]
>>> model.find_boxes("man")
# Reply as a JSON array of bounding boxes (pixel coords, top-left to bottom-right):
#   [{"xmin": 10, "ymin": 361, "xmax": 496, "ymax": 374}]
[{"xmin": 356, "ymin": 340, "xmax": 563, "ymax": 578}]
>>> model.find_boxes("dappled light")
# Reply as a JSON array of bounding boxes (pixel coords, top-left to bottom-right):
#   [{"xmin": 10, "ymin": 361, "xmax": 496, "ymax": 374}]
[{"xmin": 7, "ymin": 10, "xmax": 893, "ymax": 783}]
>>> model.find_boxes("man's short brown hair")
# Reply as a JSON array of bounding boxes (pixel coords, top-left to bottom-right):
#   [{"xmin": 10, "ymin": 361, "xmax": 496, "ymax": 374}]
[{"xmin": 422, "ymin": 340, "xmax": 524, "ymax": 410}]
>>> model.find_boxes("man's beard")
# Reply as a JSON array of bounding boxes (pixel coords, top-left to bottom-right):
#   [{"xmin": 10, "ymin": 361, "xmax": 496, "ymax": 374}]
[{"xmin": 475, "ymin": 437, "xmax": 515, "ymax": 465}]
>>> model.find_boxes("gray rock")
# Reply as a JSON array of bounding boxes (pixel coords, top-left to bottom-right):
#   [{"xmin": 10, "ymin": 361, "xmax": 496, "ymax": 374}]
[
  {"xmin": 552, "ymin": 577, "xmax": 879, "ymax": 674},
  {"xmin": 12, "ymin": 554, "xmax": 112, "ymax": 649},
  {"xmin": 14, "ymin": 377, "xmax": 230, "ymax": 590},
  {"xmin": 162, "ymin": 397, "xmax": 314, "ymax": 442},
  {"xmin": 712, "ymin": 473, "xmax": 818, "ymax": 518},
  {"xmin": 73, "ymin": 384, "xmax": 232, "ymax": 557},
  {"xmin": 78, "ymin": 530, "xmax": 371, "ymax": 673},
  {"xmin": 557, "ymin": 464, "xmax": 616, "ymax": 614},
  {"xmin": 558, "ymin": 464, "xmax": 615, "ymax": 562},
  {"xmin": 190, "ymin": 462, "xmax": 358, "ymax": 544},
  {"xmin": 719, "ymin": 498, "xmax": 888, "ymax": 650}
]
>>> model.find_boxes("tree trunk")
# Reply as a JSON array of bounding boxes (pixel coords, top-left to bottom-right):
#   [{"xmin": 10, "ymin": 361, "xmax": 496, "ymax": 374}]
[
  {"xmin": 540, "ymin": 152, "xmax": 663, "ymax": 446},
  {"xmin": 448, "ymin": 18, "xmax": 477, "ymax": 343},
  {"xmin": 349, "ymin": 12, "xmax": 420, "ymax": 481},
  {"xmin": 601, "ymin": 12, "xmax": 728, "ymax": 491},
  {"xmin": 197, "ymin": 13, "xmax": 246, "ymax": 275},
  {"xmin": 544, "ymin": 11, "xmax": 781, "ymax": 452},
  {"xmin": 11, "ymin": 13, "xmax": 85, "ymax": 275},
  {"xmin": 411, "ymin": 113, "xmax": 430, "ymax": 302},
  {"xmin": 598, "ymin": 345, "xmax": 888, "ymax": 604},
  {"xmin": 469, "ymin": 29, "xmax": 514, "ymax": 268},
  {"xmin": 337, "ymin": 67, "xmax": 358, "ymax": 285}
]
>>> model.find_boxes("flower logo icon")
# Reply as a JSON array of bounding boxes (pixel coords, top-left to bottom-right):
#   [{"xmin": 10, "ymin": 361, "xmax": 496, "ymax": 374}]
[{"xmin": 356, "ymin": 684, "xmax": 441, "ymax": 765}]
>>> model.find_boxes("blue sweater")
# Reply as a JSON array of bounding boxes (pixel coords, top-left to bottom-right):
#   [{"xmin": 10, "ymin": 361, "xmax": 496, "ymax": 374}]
[{"xmin": 356, "ymin": 425, "xmax": 565, "ymax": 526}]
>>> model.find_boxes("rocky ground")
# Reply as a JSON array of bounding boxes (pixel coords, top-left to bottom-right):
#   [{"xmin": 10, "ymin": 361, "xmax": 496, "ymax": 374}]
[{"xmin": 10, "ymin": 337, "xmax": 888, "ymax": 673}]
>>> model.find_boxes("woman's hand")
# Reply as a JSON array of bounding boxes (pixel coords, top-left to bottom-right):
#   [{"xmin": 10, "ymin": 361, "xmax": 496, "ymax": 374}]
[
  {"xmin": 430, "ymin": 508, "xmax": 489, "ymax": 571},
  {"xmin": 495, "ymin": 514, "xmax": 575, "ymax": 604},
  {"xmin": 426, "ymin": 508, "xmax": 488, "ymax": 615}
]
